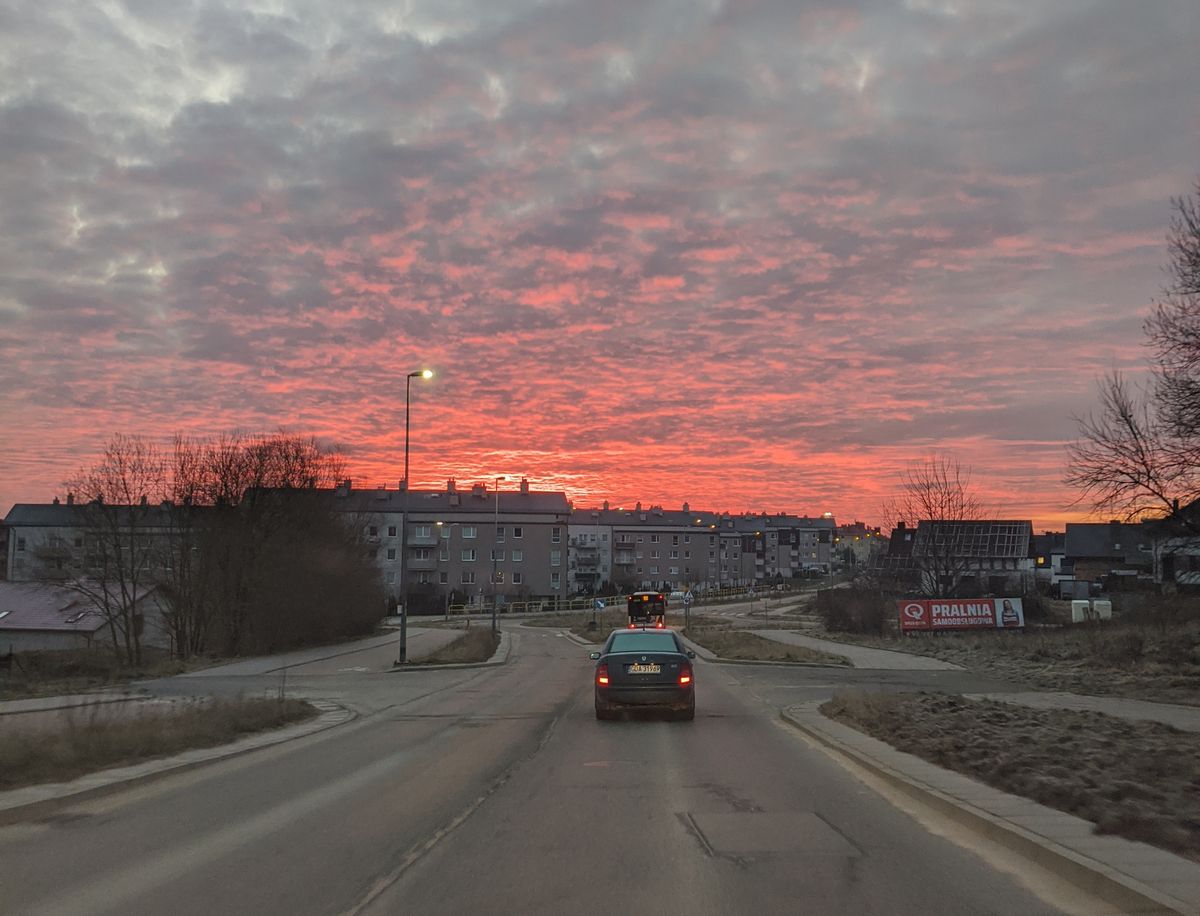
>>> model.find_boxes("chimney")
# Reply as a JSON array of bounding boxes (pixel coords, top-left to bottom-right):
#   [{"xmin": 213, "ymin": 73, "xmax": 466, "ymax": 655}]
[
  {"xmin": 603, "ymin": 500, "xmax": 609, "ymax": 510},
  {"xmin": 636, "ymin": 501, "xmax": 642, "ymax": 511},
  {"xmin": 52, "ymin": 496, "xmax": 60, "ymax": 505},
  {"xmin": 399, "ymin": 478, "xmax": 407, "ymax": 491},
  {"xmin": 682, "ymin": 502, "xmax": 689, "ymax": 513},
  {"xmin": 446, "ymin": 478, "xmax": 456, "ymax": 493},
  {"xmin": 520, "ymin": 477, "xmax": 529, "ymax": 494},
  {"xmin": 139, "ymin": 495, "xmax": 149, "ymax": 506},
  {"xmin": 66, "ymin": 492, "xmax": 74, "ymax": 505},
  {"xmin": 471, "ymin": 482, "xmax": 486, "ymax": 498}
]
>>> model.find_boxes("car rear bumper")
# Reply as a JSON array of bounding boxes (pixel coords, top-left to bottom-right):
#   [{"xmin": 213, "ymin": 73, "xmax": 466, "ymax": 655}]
[{"xmin": 596, "ymin": 685, "xmax": 694, "ymax": 709}]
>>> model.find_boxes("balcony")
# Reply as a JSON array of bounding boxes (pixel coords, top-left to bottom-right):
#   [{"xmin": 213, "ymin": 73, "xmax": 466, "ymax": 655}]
[
  {"xmin": 409, "ymin": 532, "xmax": 439, "ymax": 546},
  {"xmin": 407, "ymin": 556, "xmax": 437, "ymax": 570}
]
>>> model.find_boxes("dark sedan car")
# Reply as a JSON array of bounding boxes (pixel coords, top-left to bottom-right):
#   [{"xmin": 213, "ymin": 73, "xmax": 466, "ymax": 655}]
[{"xmin": 590, "ymin": 627, "xmax": 696, "ymax": 721}]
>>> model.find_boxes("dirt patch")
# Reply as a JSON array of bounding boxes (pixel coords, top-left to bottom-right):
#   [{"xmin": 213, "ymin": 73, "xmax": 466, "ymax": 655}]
[
  {"xmin": 814, "ymin": 622, "xmax": 1200, "ymax": 705},
  {"xmin": 0, "ymin": 697, "xmax": 317, "ymax": 790},
  {"xmin": 412, "ymin": 626, "xmax": 500, "ymax": 664},
  {"xmin": 822, "ymin": 690, "xmax": 1200, "ymax": 861},
  {"xmin": 685, "ymin": 623, "xmax": 849, "ymax": 665}
]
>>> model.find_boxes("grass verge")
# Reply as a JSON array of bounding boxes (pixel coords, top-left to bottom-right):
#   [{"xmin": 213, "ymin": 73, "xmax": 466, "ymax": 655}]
[
  {"xmin": 822, "ymin": 689, "xmax": 1200, "ymax": 862},
  {"xmin": 813, "ymin": 622, "xmax": 1200, "ymax": 704},
  {"xmin": 522, "ymin": 609, "xmax": 633, "ymax": 644},
  {"xmin": 412, "ymin": 626, "xmax": 500, "ymax": 664},
  {"xmin": 685, "ymin": 622, "xmax": 850, "ymax": 665},
  {"xmin": 0, "ymin": 697, "xmax": 318, "ymax": 791},
  {"xmin": 0, "ymin": 648, "xmax": 215, "ymax": 701}
]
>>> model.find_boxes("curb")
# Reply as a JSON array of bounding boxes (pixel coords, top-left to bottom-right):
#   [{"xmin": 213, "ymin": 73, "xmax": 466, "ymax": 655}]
[
  {"xmin": 388, "ymin": 629, "xmax": 511, "ymax": 673},
  {"xmin": 0, "ymin": 699, "xmax": 356, "ymax": 827},
  {"xmin": 780, "ymin": 703, "xmax": 1197, "ymax": 915}
]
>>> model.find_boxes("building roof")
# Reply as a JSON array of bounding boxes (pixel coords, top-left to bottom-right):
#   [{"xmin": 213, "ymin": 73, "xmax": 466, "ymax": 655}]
[
  {"xmin": 570, "ymin": 507, "xmax": 836, "ymax": 531},
  {"xmin": 329, "ymin": 485, "xmax": 571, "ymax": 517},
  {"xmin": 0, "ymin": 582, "xmax": 105, "ymax": 633},
  {"xmin": 4, "ymin": 502, "xmax": 179, "ymax": 528},
  {"xmin": 912, "ymin": 519, "xmax": 1033, "ymax": 559},
  {"xmin": 1063, "ymin": 522, "xmax": 1153, "ymax": 562}
]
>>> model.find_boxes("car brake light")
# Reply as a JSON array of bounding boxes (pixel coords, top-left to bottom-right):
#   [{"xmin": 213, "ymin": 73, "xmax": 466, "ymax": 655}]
[
  {"xmin": 655, "ymin": 621, "xmax": 664, "ymax": 628},
  {"xmin": 628, "ymin": 623, "xmax": 636, "ymax": 628},
  {"xmin": 679, "ymin": 665, "xmax": 692, "ymax": 686},
  {"xmin": 596, "ymin": 664, "xmax": 609, "ymax": 686}
]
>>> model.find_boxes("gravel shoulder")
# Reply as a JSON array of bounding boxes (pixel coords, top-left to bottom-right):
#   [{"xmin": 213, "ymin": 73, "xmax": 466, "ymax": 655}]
[{"xmin": 823, "ymin": 689, "xmax": 1200, "ymax": 863}]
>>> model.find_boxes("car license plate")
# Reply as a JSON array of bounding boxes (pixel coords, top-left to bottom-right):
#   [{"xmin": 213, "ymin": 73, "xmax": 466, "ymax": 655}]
[{"xmin": 627, "ymin": 663, "xmax": 661, "ymax": 675}]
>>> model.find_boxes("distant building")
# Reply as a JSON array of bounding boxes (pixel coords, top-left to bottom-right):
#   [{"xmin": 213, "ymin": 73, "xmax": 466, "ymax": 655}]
[
  {"xmin": 883, "ymin": 519, "xmax": 1034, "ymax": 596},
  {"xmin": 1062, "ymin": 522, "xmax": 1154, "ymax": 587},
  {"xmin": 329, "ymin": 477, "xmax": 571, "ymax": 610},
  {"xmin": 0, "ymin": 581, "xmax": 170, "ymax": 653},
  {"xmin": 835, "ymin": 521, "xmax": 884, "ymax": 567}
]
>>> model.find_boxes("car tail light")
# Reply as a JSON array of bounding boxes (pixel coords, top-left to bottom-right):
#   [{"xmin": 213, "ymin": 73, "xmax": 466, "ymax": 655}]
[
  {"xmin": 678, "ymin": 664, "xmax": 692, "ymax": 686},
  {"xmin": 596, "ymin": 664, "xmax": 609, "ymax": 686},
  {"xmin": 655, "ymin": 621, "xmax": 664, "ymax": 628},
  {"xmin": 628, "ymin": 623, "xmax": 636, "ymax": 628}
]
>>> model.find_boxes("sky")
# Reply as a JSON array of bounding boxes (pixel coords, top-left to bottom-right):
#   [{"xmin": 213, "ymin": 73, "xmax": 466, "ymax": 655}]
[{"xmin": 1, "ymin": 0, "xmax": 1198, "ymax": 529}]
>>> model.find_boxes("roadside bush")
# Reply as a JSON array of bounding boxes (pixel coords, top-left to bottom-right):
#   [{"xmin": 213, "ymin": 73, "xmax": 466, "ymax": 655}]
[{"xmin": 816, "ymin": 588, "xmax": 891, "ymax": 634}]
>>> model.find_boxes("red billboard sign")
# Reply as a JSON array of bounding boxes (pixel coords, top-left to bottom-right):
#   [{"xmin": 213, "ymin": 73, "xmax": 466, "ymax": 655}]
[{"xmin": 899, "ymin": 598, "xmax": 1025, "ymax": 632}]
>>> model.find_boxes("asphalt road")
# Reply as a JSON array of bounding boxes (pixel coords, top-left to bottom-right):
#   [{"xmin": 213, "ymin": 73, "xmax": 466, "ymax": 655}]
[{"xmin": 1, "ymin": 625, "xmax": 1079, "ymax": 916}]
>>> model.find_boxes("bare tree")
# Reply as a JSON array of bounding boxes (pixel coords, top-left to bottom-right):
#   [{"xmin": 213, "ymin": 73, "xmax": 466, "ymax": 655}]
[
  {"xmin": 1068, "ymin": 181, "xmax": 1200, "ymax": 531},
  {"xmin": 883, "ymin": 456, "xmax": 987, "ymax": 597},
  {"xmin": 65, "ymin": 435, "xmax": 169, "ymax": 666}
]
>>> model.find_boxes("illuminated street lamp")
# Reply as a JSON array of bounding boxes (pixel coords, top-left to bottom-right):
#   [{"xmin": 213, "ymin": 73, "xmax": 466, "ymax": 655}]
[
  {"xmin": 396, "ymin": 368, "xmax": 433, "ymax": 666},
  {"xmin": 491, "ymin": 476, "xmax": 506, "ymax": 636}
]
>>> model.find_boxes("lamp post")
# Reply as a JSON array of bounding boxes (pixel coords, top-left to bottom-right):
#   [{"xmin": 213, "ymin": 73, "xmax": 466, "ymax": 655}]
[
  {"xmin": 491, "ymin": 476, "xmax": 506, "ymax": 636},
  {"xmin": 396, "ymin": 368, "xmax": 433, "ymax": 666}
]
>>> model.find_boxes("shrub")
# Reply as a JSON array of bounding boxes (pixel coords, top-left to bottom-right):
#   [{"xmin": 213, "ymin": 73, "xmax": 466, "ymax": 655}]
[{"xmin": 816, "ymin": 587, "xmax": 891, "ymax": 634}]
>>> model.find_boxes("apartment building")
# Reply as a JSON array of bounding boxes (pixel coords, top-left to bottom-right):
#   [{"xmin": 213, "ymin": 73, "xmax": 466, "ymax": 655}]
[{"xmin": 332, "ymin": 478, "xmax": 571, "ymax": 610}]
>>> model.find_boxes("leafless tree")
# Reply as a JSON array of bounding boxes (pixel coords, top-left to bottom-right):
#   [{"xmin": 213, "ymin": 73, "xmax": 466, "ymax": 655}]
[
  {"xmin": 64, "ymin": 435, "xmax": 169, "ymax": 666},
  {"xmin": 1068, "ymin": 181, "xmax": 1200, "ymax": 532},
  {"xmin": 883, "ymin": 456, "xmax": 987, "ymax": 597}
]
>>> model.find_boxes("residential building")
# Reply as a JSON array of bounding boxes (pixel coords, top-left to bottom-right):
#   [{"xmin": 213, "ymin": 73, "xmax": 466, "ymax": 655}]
[
  {"xmin": 1062, "ymin": 522, "xmax": 1154, "ymax": 587},
  {"xmin": 835, "ymin": 521, "xmax": 884, "ymax": 568},
  {"xmin": 331, "ymin": 477, "xmax": 571, "ymax": 610},
  {"xmin": 0, "ymin": 580, "xmax": 170, "ymax": 652},
  {"xmin": 883, "ymin": 519, "xmax": 1035, "ymax": 596}
]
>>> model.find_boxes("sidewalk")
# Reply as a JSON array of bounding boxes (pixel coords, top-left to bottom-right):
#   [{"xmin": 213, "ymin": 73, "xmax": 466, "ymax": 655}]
[
  {"xmin": 750, "ymin": 629, "xmax": 963, "ymax": 670},
  {"xmin": 785, "ymin": 701, "xmax": 1200, "ymax": 914}
]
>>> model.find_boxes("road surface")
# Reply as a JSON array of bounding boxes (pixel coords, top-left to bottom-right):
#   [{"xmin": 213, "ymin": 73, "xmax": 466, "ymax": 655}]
[{"xmin": 1, "ymin": 624, "xmax": 1090, "ymax": 915}]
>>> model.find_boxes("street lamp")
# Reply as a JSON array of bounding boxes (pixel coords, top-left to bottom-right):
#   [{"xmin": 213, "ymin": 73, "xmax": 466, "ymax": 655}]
[
  {"xmin": 491, "ymin": 476, "xmax": 506, "ymax": 636},
  {"xmin": 396, "ymin": 368, "xmax": 433, "ymax": 666}
]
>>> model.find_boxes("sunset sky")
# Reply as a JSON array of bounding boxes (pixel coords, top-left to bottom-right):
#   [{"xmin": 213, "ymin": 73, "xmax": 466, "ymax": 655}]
[{"xmin": 2, "ymin": 0, "xmax": 1198, "ymax": 529}]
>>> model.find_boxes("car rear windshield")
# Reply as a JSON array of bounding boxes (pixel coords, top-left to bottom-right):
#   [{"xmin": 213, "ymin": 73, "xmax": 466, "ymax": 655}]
[{"xmin": 608, "ymin": 632, "xmax": 679, "ymax": 654}]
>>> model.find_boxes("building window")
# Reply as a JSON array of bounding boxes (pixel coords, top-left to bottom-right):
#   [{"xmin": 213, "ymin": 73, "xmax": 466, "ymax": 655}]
[
  {"xmin": 413, "ymin": 548, "xmax": 431, "ymax": 561},
  {"xmin": 388, "ymin": 525, "xmax": 397, "ymax": 537},
  {"xmin": 512, "ymin": 550, "xmax": 523, "ymax": 562},
  {"xmin": 650, "ymin": 534, "xmax": 660, "ymax": 543},
  {"xmin": 551, "ymin": 549, "xmax": 561, "ymax": 567},
  {"xmin": 415, "ymin": 524, "xmax": 432, "ymax": 538},
  {"xmin": 439, "ymin": 572, "xmax": 448, "ymax": 584},
  {"xmin": 387, "ymin": 572, "xmax": 396, "ymax": 584},
  {"xmin": 417, "ymin": 572, "xmax": 430, "ymax": 584},
  {"xmin": 496, "ymin": 526, "xmax": 505, "ymax": 543},
  {"xmin": 513, "ymin": 572, "xmax": 523, "ymax": 585},
  {"xmin": 669, "ymin": 566, "xmax": 679, "ymax": 575},
  {"xmin": 684, "ymin": 535, "xmax": 690, "ymax": 544},
  {"xmin": 461, "ymin": 571, "xmax": 476, "ymax": 584},
  {"xmin": 672, "ymin": 535, "xmax": 679, "ymax": 545},
  {"xmin": 552, "ymin": 527, "xmax": 561, "ymax": 543},
  {"xmin": 462, "ymin": 526, "xmax": 477, "ymax": 539},
  {"xmin": 551, "ymin": 572, "xmax": 560, "ymax": 588},
  {"xmin": 684, "ymin": 551, "xmax": 691, "ymax": 559},
  {"xmin": 637, "ymin": 535, "xmax": 644, "ymax": 543},
  {"xmin": 649, "ymin": 566, "xmax": 659, "ymax": 575},
  {"xmin": 17, "ymin": 537, "xmax": 25, "ymax": 552},
  {"xmin": 369, "ymin": 526, "xmax": 379, "ymax": 537},
  {"xmin": 670, "ymin": 550, "xmax": 678, "ymax": 559},
  {"xmin": 492, "ymin": 549, "xmax": 504, "ymax": 562},
  {"xmin": 462, "ymin": 549, "xmax": 476, "ymax": 562},
  {"xmin": 439, "ymin": 548, "xmax": 449, "ymax": 561},
  {"xmin": 651, "ymin": 550, "xmax": 659, "ymax": 559},
  {"xmin": 513, "ymin": 526, "xmax": 523, "ymax": 538},
  {"xmin": 387, "ymin": 548, "xmax": 396, "ymax": 560},
  {"xmin": 440, "ymin": 525, "xmax": 451, "ymax": 539},
  {"xmin": 602, "ymin": 533, "xmax": 608, "ymax": 541}
]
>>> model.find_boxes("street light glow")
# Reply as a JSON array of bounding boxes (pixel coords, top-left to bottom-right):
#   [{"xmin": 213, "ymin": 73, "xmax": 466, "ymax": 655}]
[{"xmin": 421, "ymin": 369, "xmax": 433, "ymax": 379}]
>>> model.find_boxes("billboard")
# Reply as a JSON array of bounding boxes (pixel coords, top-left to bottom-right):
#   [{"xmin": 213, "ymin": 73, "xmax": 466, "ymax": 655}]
[{"xmin": 899, "ymin": 598, "xmax": 1025, "ymax": 632}]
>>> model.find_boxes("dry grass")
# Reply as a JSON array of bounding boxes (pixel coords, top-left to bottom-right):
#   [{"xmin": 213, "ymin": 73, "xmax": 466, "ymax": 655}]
[
  {"xmin": 413, "ymin": 626, "xmax": 500, "ymax": 664},
  {"xmin": 685, "ymin": 622, "xmax": 849, "ymax": 665},
  {"xmin": 0, "ymin": 648, "xmax": 212, "ymax": 701},
  {"xmin": 0, "ymin": 697, "xmax": 317, "ymax": 791},
  {"xmin": 823, "ymin": 689, "xmax": 1200, "ymax": 861},
  {"xmin": 817, "ymin": 621, "xmax": 1200, "ymax": 704}
]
